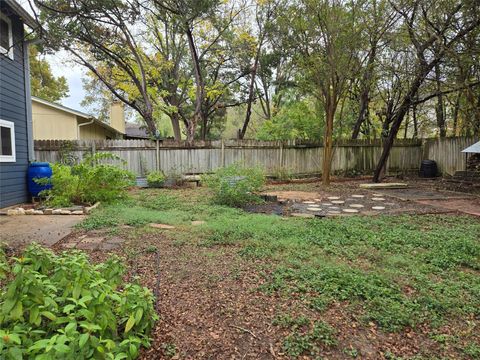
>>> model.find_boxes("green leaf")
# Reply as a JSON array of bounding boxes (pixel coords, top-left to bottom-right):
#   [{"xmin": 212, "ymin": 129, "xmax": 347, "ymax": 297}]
[
  {"xmin": 124, "ymin": 314, "xmax": 135, "ymax": 334},
  {"xmin": 63, "ymin": 304, "xmax": 75, "ymax": 313},
  {"xmin": 29, "ymin": 307, "xmax": 40, "ymax": 325},
  {"xmin": 40, "ymin": 311, "xmax": 57, "ymax": 321},
  {"xmin": 134, "ymin": 308, "xmax": 143, "ymax": 324},
  {"xmin": 79, "ymin": 333, "xmax": 89, "ymax": 349},
  {"xmin": 11, "ymin": 302, "xmax": 23, "ymax": 320},
  {"xmin": 54, "ymin": 343, "xmax": 70, "ymax": 353},
  {"xmin": 8, "ymin": 333, "xmax": 22, "ymax": 345}
]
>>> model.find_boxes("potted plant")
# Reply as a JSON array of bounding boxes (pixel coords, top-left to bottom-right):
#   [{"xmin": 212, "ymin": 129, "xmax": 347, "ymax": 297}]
[{"xmin": 146, "ymin": 171, "xmax": 166, "ymax": 188}]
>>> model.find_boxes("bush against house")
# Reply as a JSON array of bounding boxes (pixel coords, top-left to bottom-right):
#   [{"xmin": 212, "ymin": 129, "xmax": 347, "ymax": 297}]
[
  {"xmin": 0, "ymin": 244, "xmax": 157, "ymax": 360},
  {"xmin": 39, "ymin": 153, "xmax": 135, "ymax": 207}
]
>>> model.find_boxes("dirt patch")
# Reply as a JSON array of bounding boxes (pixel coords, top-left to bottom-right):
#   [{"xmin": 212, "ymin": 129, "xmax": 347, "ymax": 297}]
[
  {"xmin": 415, "ymin": 198, "xmax": 480, "ymax": 217},
  {"xmin": 52, "ymin": 227, "xmax": 474, "ymax": 360}
]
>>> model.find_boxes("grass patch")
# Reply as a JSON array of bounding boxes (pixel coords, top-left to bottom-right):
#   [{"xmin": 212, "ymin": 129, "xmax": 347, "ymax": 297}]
[{"xmin": 78, "ymin": 188, "xmax": 480, "ymax": 355}]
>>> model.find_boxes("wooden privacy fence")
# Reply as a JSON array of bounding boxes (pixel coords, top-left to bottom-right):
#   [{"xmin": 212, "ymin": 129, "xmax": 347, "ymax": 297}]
[{"xmin": 33, "ymin": 137, "xmax": 477, "ymax": 177}]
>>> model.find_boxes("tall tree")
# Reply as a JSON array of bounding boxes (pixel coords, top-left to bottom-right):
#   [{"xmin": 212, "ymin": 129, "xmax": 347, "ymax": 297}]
[
  {"xmin": 372, "ymin": 0, "xmax": 480, "ymax": 182},
  {"xmin": 290, "ymin": 0, "xmax": 362, "ymax": 185},
  {"xmin": 29, "ymin": 45, "xmax": 69, "ymax": 102}
]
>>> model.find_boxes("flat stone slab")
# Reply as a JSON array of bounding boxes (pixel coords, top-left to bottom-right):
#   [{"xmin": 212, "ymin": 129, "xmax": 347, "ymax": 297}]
[
  {"xmin": 291, "ymin": 213, "xmax": 315, "ymax": 218},
  {"xmin": 191, "ymin": 220, "xmax": 206, "ymax": 226},
  {"xmin": 349, "ymin": 204, "xmax": 364, "ymax": 208},
  {"xmin": 359, "ymin": 183, "xmax": 408, "ymax": 189},
  {"xmin": 150, "ymin": 223, "xmax": 175, "ymax": 229},
  {"xmin": 0, "ymin": 215, "xmax": 85, "ymax": 247}
]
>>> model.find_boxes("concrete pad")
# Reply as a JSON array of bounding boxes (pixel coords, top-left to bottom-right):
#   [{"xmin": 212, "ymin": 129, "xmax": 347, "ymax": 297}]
[
  {"xmin": 374, "ymin": 188, "xmax": 472, "ymax": 201},
  {"xmin": 0, "ymin": 215, "xmax": 85, "ymax": 247}
]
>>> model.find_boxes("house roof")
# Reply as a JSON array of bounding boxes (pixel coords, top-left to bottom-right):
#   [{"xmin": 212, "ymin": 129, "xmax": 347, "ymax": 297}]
[
  {"xmin": 125, "ymin": 123, "xmax": 150, "ymax": 139},
  {"xmin": 4, "ymin": 0, "xmax": 37, "ymax": 29},
  {"xmin": 32, "ymin": 96, "xmax": 123, "ymax": 135},
  {"xmin": 462, "ymin": 141, "xmax": 480, "ymax": 154}
]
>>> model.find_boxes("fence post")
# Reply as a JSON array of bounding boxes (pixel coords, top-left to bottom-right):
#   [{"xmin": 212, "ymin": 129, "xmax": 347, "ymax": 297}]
[
  {"xmin": 280, "ymin": 141, "xmax": 284, "ymax": 168},
  {"xmin": 156, "ymin": 139, "xmax": 160, "ymax": 171},
  {"xmin": 221, "ymin": 139, "xmax": 225, "ymax": 167}
]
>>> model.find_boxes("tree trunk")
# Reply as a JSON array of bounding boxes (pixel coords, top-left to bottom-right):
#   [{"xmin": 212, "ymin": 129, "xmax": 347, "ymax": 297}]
[
  {"xmin": 452, "ymin": 92, "xmax": 460, "ymax": 136},
  {"xmin": 170, "ymin": 113, "xmax": 181, "ymax": 141},
  {"xmin": 373, "ymin": 73, "xmax": 426, "ymax": 182},
  {"xmin": 322, "ymin": 98, "xmax": 335, "ymax": 185},
  {"xmin": 434, "ymin": 62, "xmax": 446, "ymax": 137},
  {"xmin": 240, "ymin": 35, "xmax": 264, "ymax": 139},
  {"xmin": 186, "ymin": 26, "xmax": 204, "ymax": 145},
  {"xmin": 351, "ymin": 46, "xmax": 376, "ymax": 139}
]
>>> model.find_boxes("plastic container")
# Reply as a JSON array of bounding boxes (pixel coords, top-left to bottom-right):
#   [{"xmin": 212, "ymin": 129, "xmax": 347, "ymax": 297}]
[
  {"xmin": 419, "ymin": 160, "xmax": 438, "ymax": 178},
  {"xmin": 27, "ymin": 162, "xmax": 52, "ymax": 196}
]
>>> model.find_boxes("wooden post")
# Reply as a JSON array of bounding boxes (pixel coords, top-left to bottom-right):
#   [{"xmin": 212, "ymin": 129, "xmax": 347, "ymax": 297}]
[
  {"xmin": 156, "ymin": 139, "xmax": 160, "ymax": 171},
  {"xmin": 280, "ymin": 141, "xmax": 284, "ymax": 168},
  {"xmin": 221, "ymin": 139, "xmax": 225, "ymax": 167}
]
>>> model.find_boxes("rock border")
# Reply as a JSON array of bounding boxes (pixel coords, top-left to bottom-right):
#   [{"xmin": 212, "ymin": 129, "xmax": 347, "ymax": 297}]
[{"xmin": 7, "ymin": 202, "xmax": 100, "ymax": 216}]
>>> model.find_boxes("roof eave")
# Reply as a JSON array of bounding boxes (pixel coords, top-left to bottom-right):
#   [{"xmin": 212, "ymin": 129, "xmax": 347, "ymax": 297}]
[{"xmin": 4, "ymin": 0, "xmax": 37, "ymax": 29}]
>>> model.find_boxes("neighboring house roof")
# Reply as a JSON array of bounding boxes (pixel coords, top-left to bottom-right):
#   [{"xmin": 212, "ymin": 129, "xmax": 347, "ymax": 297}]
[
  {"xmin": 32, "ymin": 96, "xmax": 123, "ymax": 136},
  {"xmin": 125, "ymin": 123, "xmax": 150, "ymax": 139},
  {"xmin": 4, "ymin": 0, "xmax": 37, "ymax": 28},
  {"xmin": 462, "ymin": 141, "xmax": 480, "ymax": 154}
]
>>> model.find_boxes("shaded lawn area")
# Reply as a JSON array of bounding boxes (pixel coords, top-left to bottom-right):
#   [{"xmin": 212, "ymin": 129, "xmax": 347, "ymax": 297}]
[{"xmin": 76, "ymin": 187, "xmax": 480, "ymax": 359}]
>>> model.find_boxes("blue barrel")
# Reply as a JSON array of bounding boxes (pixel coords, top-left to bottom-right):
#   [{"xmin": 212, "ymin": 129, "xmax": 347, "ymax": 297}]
[{"xmin": 27, "ymin": 162, "xmax": 52, "ymax": 196}]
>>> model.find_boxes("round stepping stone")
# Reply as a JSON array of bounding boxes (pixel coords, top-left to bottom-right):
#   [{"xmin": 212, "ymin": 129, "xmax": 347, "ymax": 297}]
[
  {"xmin": 327, "ymin": 210, "xmax": 341, "ymax": 215},
  {"xmin": 329, "ymin": 206, "xmax": 340, "ymax": 210},
  {"xmin": 314, "ymin": 198, "xmax": 322, "ymax": 202},
  {"xmin": 307, "ymin": 207, "xmax": 322, "ymax": 212},
  {"xmin": 373, "ymin": 193, "xmax": 383, "ymax": 197},
  {"xmin": 349, "ymin": 204, "xmax": 364, "ymax": 208},
  {"xmin": 342, "ymin": 208, "xmax": 359, "ymax": 213},
  {"xmin": 331, "ymin": 200, "xmax": 345, "ymax": 204},
  {"xmin": 372, "ymin": 197, "xmax": 385, "ymax": 201},
  {"xmin": 327, "ymin": 196, "xmax": 341, "ymax": 200},
  {"xmin": 303, "ymin": 201, "xmax": 316, "ymax": 204},
  {"xmin": 321, "ymin": 203, "xmax": 332, "ymax": 206},
  {"xmin": 351, "ymin": 194, "xmax": 365, "ymax": 198},
  {"xmin": 372, "ymin": 206, "xmax": 386, "ymax": 210},
  {"xmin": 308, "ymin": 204, "xmax": 320, "ymax": 207}
]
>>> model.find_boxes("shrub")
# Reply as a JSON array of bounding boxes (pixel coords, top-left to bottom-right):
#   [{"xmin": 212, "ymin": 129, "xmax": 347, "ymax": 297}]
[
  {"xmin": 202, "ymin": 163, "xmax": 265, "ymax": 207},
  {"xmin": 146, "ymin": 171, "xmax": 165, "ymax": 188},
  {"xmin": 0, "ymin": 244, "xmax": 157, "ymax": 360},
  {"xmin": 38, "ymin": 152, "xmax": 135, "ymax": 207}
]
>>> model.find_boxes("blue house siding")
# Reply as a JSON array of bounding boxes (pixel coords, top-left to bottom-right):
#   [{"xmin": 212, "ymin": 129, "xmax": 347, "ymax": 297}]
[{"xmin": 0, "ymin": 1, "xmax": 29, "ymax": 208}]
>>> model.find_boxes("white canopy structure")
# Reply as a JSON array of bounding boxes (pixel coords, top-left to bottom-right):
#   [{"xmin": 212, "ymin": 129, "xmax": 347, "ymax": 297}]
[{"xmin": 462, "ymin": 141, "xmax": 480, "ymax": 153}]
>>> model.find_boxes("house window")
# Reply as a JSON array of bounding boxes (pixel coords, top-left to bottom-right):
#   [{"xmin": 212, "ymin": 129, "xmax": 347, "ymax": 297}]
[
  {"xmin": 0, "ymin": 119, "xmax": 16, "ymax": 162},
  {"xmin": 0, "ymin": 12, "xmax": 14, "ymax": 60}
]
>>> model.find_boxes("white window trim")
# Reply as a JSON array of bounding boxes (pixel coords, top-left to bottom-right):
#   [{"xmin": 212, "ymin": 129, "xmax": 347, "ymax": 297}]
[
  {"xmin": 0, "ymin": 11, "xmax": 14, "ymax": 60},
  {"xmin": 0, "ymin": 119, "xmax": 16, "ymax": 162}
]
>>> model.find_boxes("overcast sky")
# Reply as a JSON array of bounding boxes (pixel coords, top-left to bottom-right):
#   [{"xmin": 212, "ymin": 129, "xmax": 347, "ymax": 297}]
[{"xmin": 45, "ymin": 51, "xmax": 87, "ymax": 112}]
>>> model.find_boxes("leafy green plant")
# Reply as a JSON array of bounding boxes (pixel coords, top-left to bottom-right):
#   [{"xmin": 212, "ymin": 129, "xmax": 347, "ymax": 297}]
[
  {"xmin": 146, "ymin": 171, "xmax": 165, "ymax": 188},
  {"xmin": 0, "ymin": 244, "xmax": 157, "ymax": 360},
  {"xmin": 202, "ymin": 163, "xmax": 266, "ymax": 207},
  {"xmin": 282, "ymin": 320, "xmax": 337, "ymax": 357},
  {"xmin": 38, "ymin": 152, "xmax": 135, "ymax": 207}
]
